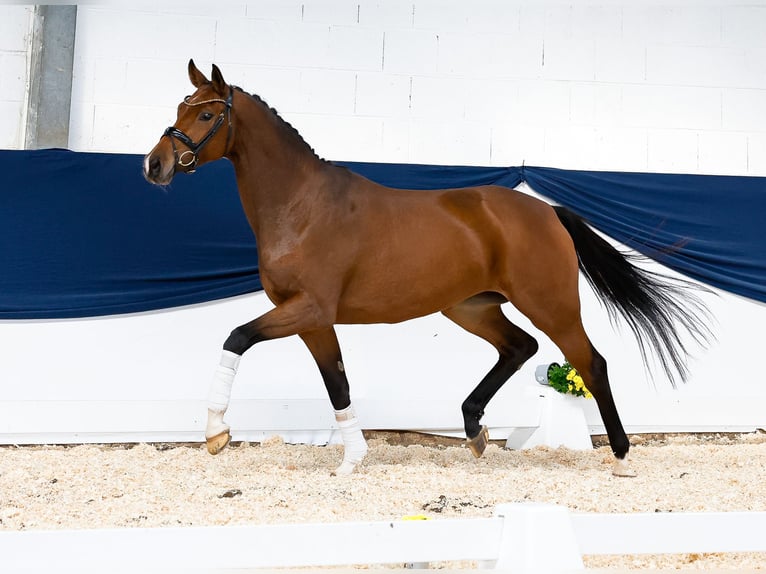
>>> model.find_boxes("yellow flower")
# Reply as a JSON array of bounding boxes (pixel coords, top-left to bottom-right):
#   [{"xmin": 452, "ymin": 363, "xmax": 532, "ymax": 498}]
[{"xmin": 564, "ymin": 367, "xmax": 593, "ymax": 398}]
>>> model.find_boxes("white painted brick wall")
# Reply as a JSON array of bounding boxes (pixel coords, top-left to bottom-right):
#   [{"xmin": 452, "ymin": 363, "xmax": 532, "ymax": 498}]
[
  {"xmin": 4, "ymin": 3, "xmax": 766, "ymax": 176},
  {"xmin": 646, "ymin": 45, "xmax": 748, "ymax": 88},
  {"xmin": 622, "ymin": 85, "xmax": 722, "ymax": 131},
  {"xmin": 723, "ymin": 89, "xmax": 766, "ymax": 132},
  {"xmin": 383, "ymin": 29, "xmax": 438, "ymax": 75},
  {"xmin": 699, "ymin": 131, "xmax": 749, "ymax": 176},
  {"xmin": 0, "ymin": 6, "xmax": 30, "ymax": 149},
  {"xmin": 358, "ymin": 0, "xmax": 413, "ymax": 28},
  {"xmin": 748, "ymin": 133, "xmax": 766, "ymax": 173},
  {"xmin": 647, "ymin": 129, "xmax": 700, "ymax": 174}
]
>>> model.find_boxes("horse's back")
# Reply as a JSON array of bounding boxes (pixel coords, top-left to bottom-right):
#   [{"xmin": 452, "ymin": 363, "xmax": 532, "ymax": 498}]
[{"xmin": 354, "ymin": 178, "xmax": 568, "ymax": 264}]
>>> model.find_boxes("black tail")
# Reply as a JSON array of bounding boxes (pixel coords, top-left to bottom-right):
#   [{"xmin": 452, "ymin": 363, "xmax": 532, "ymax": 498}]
[{"xmin": 553, "ymin": 205, "xmax": 713, "ymax": 385}]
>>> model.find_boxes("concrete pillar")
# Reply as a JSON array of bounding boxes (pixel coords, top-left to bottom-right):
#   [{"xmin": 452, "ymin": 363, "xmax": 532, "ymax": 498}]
[{"xmin": 24, "ymin": 5, "xmax": 77, "ymax": 149}]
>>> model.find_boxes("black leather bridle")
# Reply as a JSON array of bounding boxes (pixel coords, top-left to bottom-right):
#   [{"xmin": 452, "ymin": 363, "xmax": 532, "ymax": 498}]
[{"xmin": 163, "ymin": 87, "xmax": 234, "ymax": 171}]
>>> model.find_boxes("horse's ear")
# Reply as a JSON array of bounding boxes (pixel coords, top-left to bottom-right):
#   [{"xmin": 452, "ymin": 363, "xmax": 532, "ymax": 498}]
[
  {"xmin": 188, "ymin": 59, "xmax": 209, "ymax": 88},
  {"xmin": 211, "ymin": 64, "xmax": 227, "ymax": 95}
]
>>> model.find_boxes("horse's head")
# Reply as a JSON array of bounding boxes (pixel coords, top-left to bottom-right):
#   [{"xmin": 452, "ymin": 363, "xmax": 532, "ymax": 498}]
[{"xmin": 144, "ymin": 59, "xmax": 233, "ymax": 185}]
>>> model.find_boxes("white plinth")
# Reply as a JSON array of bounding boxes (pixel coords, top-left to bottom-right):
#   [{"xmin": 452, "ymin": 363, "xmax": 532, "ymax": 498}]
[{"xmin": 506, "ymin": 385, "xmax": 593, "ymax": 451}]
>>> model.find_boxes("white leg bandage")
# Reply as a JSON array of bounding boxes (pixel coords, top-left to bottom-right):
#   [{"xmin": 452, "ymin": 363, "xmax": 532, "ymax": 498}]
[
  {"xmin": 206, "ymin": 350, "xmax": 241, "ymax": 439},
  {"xmin": 333, "ymin": 404, "xmax": 368, "ymax": 476}
]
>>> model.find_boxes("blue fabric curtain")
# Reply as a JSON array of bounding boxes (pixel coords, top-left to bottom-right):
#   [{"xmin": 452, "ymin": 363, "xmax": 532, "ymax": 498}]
[
  {"xmin": 1, "ymin": 149, "xmax": 763, "ymax": 319},
  {"xmin": 1, "ymin": 150, "xmax": 258, "ymax": 318},
  {"xmin": 519, "ymin": 166, "xmax": 766, "ymax": 303}
]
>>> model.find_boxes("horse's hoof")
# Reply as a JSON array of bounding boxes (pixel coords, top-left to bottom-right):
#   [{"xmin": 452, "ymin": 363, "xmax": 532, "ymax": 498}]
[
  {"xmin": 331, "ymin": 460, "xmax": 357, "ymax": 476},
  {"xmin": 612, "ymin": 457, "xmax": 637, "ymax": 477},
  {"xmin": 466, "ymin": 425, "xmax": 489, "ymax": 458},
  {"xmin": 206, "ymin": 430, "xmax": 231, "ymax": 455}
]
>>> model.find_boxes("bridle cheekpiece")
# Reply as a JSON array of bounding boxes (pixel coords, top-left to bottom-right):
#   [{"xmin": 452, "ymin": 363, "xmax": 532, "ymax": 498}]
[{"xmin": 163, "ymin": 87, "xmax": 234, "ymax": 172}]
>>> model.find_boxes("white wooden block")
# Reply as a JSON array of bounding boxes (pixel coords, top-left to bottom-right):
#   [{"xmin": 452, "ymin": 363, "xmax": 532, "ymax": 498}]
[
  {"xmin": 574, "ymin": 511, "xmax": 766, "ymax": 555},
  {"xmin": 510, "ymin": 383, "xmax": 592, "ymax": 451},
  {"xmin": 492, "ymin": 503, "xmax": 584, "ymax": 571}
]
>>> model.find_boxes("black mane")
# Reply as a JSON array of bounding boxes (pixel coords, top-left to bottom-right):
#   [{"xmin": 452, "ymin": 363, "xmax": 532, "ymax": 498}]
[{"xmin": 232, "ymin": 85, "xmax": 325, "ymax": 162}]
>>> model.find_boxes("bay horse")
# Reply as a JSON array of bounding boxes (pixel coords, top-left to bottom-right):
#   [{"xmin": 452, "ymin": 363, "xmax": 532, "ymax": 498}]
[{"xmin": 144, "ymin": 60, "xmax": 711, "ymax": 477}]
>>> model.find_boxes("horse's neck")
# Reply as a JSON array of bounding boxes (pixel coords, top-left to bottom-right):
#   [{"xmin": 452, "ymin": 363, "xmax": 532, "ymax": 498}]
[{"xmin": 227, "ymin": 107, "xmax": 327, "ymax": 242}]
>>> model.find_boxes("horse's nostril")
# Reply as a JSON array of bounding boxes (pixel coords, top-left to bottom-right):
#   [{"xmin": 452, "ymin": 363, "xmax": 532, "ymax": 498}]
[{"xmin": 149, "ymin": 156, "xmax": 161, "ymax": 176}]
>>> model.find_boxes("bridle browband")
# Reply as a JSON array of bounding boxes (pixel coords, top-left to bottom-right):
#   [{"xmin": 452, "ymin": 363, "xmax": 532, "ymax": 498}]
[{"xmin": 163, "ymin": 87, "xmax": 234, "ymax": 171}]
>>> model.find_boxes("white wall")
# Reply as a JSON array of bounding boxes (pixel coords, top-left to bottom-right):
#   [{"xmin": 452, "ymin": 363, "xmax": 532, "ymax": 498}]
[
  {"xmin": 1, "ymin": 2, "xmax": 765, "ymax": 444},
  {"xmin": 63, "ymin": 1, "xmax": 766, "ymax": 175},
  {"xmin": 0, "ymin": 6, "xmax": 31, "ymax": 149}
]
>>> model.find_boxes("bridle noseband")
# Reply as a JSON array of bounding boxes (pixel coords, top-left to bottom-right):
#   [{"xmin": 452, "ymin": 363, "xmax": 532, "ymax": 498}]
[{"xmin": 163, "ymin": 87, "xmax": 234, "ymax": 171}]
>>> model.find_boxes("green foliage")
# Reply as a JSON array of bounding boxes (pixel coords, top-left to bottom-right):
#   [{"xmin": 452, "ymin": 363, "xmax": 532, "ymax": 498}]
[{"xmin": 545, "ymin": 362, "xmax": 592, "ymax": 399}]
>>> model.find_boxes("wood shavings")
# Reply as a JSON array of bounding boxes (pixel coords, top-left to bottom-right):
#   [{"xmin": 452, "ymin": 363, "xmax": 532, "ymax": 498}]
[{"xmin": 0, "ymin": 432, "xmax": 765, "ymax": 569}]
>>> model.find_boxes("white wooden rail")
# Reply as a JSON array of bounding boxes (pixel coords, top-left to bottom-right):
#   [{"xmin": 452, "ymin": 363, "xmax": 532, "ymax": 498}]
[{"xmin": 1, "ymin": 503, "xmax": 765, "ymax": 572}]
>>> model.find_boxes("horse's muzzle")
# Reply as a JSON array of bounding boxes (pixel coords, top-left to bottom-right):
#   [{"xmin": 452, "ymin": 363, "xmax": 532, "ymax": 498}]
[{"xmin": 143, "ymin": 150, "xmax": 174, "ymax": 186}]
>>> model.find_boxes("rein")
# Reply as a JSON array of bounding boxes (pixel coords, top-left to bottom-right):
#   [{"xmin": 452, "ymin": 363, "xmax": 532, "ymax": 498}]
[{"xmin": 163, "ymin": 87, "xmax": 234, "ymax": 171}]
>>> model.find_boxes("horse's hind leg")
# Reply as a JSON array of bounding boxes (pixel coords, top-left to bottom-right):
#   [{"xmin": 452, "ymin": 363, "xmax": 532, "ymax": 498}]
[
  {"xmin": 442, "ymin": 293, "xmax": 539, "ymax": 457},
  {"xmin": 519, "ymin": 283, "xmax": 633, "ymax": 475},
  {"xmin": 544, "ymin": 320, "xmax": 634, "ymax": 476}
]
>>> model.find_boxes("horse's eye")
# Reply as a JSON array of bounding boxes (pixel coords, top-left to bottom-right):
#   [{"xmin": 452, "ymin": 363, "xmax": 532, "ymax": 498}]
[{"xmin": 199, "ymin": 112, "xmax": 214, "ymax": 121}]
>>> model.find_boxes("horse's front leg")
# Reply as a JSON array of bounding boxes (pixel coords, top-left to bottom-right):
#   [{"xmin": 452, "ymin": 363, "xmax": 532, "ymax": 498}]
[
  {"xmin": 300, "ymin": 327, "xmax": 368, "ymax": 475},
  {"xmin": 205, "ymin": 349, "xmax": 240, "ymax": 454},
  {"xmin": 205, "ymin": 293, "xmax": 328, "ymax": 455},
  {"xmin": 204, "ymin": 295, "xmax": 368, "ymax": 474}
]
